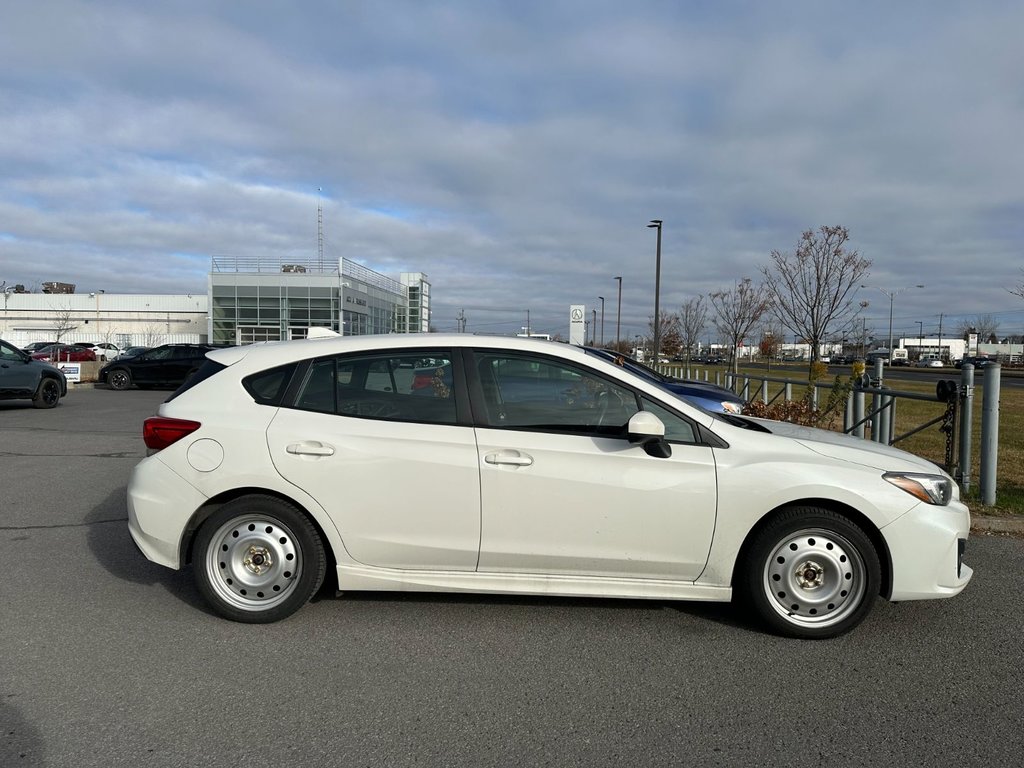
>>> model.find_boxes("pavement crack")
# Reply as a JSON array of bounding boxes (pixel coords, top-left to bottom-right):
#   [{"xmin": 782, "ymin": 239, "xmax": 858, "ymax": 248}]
[{"xmin": 1, "ymin": 518, "xmax": 127, "ymax": 531}]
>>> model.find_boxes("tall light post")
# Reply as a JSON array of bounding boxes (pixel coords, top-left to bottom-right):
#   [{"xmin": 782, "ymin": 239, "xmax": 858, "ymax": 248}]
[
  {"xmin": 862, "ymin": 284, "xmax": 924, "ymax": 362},
  {"xmin": 597, "ymin": 296, "xmax": 605, "ymax": 347},
  {"xmin": 916, "ymin": 320, "xmax": 924, "ymax": 358},
  {"xmin": 591, "ymin": 309, "xmax": 597, "ymax": 345},
  {"xmin": 614, "ymin": 276, "xmax": 622, "ymax": 351},
  {"xmin": 647, "ymin": 219, "xmax": 663, "ymax": 362}
]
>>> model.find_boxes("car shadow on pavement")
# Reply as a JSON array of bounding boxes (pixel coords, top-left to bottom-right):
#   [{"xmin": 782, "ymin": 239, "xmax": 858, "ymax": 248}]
[
  {"xmin": 334, "ymin": 590, "xmax": 754, "ymax": 634},
  {"xmin": 0, "ymin": 700, "xmax": 45, "ymax": 768},
  {"xmin": 84, "ymin": 486, "xmax": 215, "ymax": 617}
]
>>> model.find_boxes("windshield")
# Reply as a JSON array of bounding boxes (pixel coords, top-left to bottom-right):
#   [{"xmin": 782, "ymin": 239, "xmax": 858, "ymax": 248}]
[{"xmin": 584, "ymin": 348, "xmax": 668, "ymax": 383}]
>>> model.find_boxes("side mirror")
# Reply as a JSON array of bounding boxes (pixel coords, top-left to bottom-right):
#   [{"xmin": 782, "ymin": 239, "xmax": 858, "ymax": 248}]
[{"xmin": 627, "ymin": 411, "xmax": 672, "ymax": 459}]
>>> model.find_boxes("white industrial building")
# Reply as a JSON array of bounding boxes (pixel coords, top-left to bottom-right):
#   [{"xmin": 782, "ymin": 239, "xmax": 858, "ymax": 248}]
[{"xmin": 1, "ymin": 256, "xmax": 430, "ymax": 350}]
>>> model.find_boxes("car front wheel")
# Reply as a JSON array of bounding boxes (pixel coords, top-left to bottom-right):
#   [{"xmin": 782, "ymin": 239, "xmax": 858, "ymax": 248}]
[
  {"xmin": 107, "ymin": 368, "xmax": 132, "ymax": 390},
  {"xmin": 32, "ymin": 377, "xmax": 62, "ymax": 408},
  {"xmin": 739, "ymin": 508, "xmax": 881, "ymax": 639},
  {"xmin": 193, "ymin": 496, "xmax": 327, "ymax": 623}
]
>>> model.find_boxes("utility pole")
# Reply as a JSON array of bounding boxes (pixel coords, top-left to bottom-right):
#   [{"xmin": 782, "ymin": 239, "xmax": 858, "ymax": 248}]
[
  {"xmin": 647, "ymin": 220, "xmax": 663, "ymax": 362},
  {"xmin": 614, "ymin": 276, "xmax": 622, "ymax": 351},
  {"xmin": 938, "ymin": 313, "xmax": 944, "ymax": 361}
]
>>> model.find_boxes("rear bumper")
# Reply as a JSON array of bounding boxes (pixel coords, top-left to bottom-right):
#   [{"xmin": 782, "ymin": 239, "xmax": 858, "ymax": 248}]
[
  {"xmin": 882, "ymin": 500, "xmax": 973, "ymax": 601},
  {"xmin": 127, "ymin": 456, "xmax": 208, "ymax": 570}
]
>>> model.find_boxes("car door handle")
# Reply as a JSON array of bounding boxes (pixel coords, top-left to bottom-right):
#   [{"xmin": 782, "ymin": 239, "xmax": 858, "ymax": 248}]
[
  {"xmin": 286, "ymin": 441, "xmax": 335, "ymax": 457},
  {"xmin": 484, "ymin": 451, "xmax": 533, "ymax": 467}
]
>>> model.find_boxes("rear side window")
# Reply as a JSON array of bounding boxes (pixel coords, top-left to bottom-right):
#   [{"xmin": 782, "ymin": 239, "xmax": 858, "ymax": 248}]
[
  {"xmin": 243, "ymin": 363, "xmax": 299, "ymax": 406},
  {"xmin": 166, "ymin": 359, "xmax": 227, "ymax": 402},
  {"xmin": 292, "ymin": 353, "xmax": 458, "ymax": 424}
]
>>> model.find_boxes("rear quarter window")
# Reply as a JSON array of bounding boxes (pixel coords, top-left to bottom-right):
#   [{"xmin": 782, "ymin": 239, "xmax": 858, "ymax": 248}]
[
  {"xmin": 166, "ymin": 360, "xmax": 228, "ymax": 402},
  {"xmin": 242, "ymin": 363, "xmax": 299, "ymax": 406}
]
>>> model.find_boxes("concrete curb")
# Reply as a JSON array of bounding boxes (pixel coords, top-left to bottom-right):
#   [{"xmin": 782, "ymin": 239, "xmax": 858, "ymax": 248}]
[{"xmin": 972, "ymin": 516, "xmax": 1024, "ymax": 536}]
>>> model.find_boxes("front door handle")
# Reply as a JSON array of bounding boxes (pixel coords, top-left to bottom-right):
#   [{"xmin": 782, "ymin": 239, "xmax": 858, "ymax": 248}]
[
  {"xmin": 484, "ymin": 450, "xmax": 534, "ymax": 467},
  {"xmin": 286, "ymin": 441, "xmax": 335, "ymax": 457}
]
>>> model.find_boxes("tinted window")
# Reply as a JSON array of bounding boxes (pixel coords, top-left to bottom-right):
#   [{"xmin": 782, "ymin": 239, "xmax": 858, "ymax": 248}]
[
  {"xmin": 476, "ymin": 353, "xmax": 639, "ymax": 435},
  {"xmin": 293, "ymin": 353, "xmax": 457, "ymax": 425},
  {"xmin": 166, "ymin": 360, "xmax": 228, "ymax": 402},
  {"xmin": 0, "ymin": 341, "xmax": 24, "ymax": 362},
  {"xmin": 242, "ymin": 363, "xmax": 299, "ymax": 406}
]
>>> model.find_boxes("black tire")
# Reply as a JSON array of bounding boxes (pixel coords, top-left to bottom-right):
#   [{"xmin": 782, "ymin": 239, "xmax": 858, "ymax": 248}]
[
  {"xmin": 107, "ymin": 368, "xmax": 132, "ymax": 390},
  {"xmin": 738, "ymin": 507, "xmax": 881, "ymax": 639},
  {"xmin": 32, "ymin": 377, "xmax": 62, "ymax": 409},
  {"xmin": 193, "ymin": 495, "xmax": 326, "ymax": 623}
]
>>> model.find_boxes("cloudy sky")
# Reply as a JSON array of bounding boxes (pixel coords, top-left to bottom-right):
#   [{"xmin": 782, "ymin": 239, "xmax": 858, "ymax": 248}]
[{"xmin": 2, "ymin": 0, "xmax": 1023, "ymax": 341}]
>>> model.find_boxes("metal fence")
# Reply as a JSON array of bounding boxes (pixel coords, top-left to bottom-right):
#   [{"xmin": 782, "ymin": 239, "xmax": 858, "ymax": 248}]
[{"xmin": 658, "ymin": 360, "xmax": 1002, "ymax": 506}]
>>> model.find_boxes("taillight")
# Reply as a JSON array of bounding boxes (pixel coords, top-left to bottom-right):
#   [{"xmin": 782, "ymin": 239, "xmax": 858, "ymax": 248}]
[{"xmin": 143, "ymin": 417, "xmax": 202, "ymax": 450}]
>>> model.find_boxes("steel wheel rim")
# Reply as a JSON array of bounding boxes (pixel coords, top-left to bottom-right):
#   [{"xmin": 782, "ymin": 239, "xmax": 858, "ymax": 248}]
[
  {"xmin": 762, "ymin": 527, "xmax": 867, "ymax": 629},
  {"xmin": 204, "ymin": 514, "xmax": 303, "ymax": 612}
]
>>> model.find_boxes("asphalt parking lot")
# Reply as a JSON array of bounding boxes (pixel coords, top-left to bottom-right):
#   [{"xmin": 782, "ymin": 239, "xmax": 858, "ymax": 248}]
[{"xmin": 3, "ymin": 386, "xmax": 1024, "ymax": 767}]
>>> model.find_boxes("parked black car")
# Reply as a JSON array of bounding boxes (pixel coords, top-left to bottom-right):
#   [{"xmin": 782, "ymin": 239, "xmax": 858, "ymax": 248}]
[
  {"xmin": 955, "ymin": 356, "xmax": 994, "ymax": 369},
  {"xmin": 98, "ymin": 344, "xmax": 214, "ymax": 390},
  {"xmin": 0, "ymin": 339, "xmax": 67, "ymax": 408},
  {"xmin": 21, "ymin": 341, "xmax": 57, "ymax": 354}
]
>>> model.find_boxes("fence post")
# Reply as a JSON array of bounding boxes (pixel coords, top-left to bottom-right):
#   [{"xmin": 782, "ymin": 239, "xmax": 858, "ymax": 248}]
[
  {"xmin": 844, "ymin": 392, "xmax": 852, "ymax": 432},
  {"xmin": 742, "ymin": 377, "xmax": 750, "ymax": 400},
  {"xmin": 784, "ymin": 382, "xmax": 792, "ymax": 403},
  {"xmin": 853, "ymin": 388, "xmax": 865, "ymax": 439},
  {"xmin": 760, "ymin": 379, "xmax": 768, "ymax": 403},
  {"xmin": 979, "ymin": 363, "xmax": 1001, "ymax": 506},
  {"xmin": 959, "ymin": 364, "xmax": 974, "ymax": 491}
]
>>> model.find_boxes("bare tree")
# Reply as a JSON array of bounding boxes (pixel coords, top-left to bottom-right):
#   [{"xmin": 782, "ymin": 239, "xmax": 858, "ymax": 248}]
[
  {"xmin": 956, "ymin": 315, "xmax": 1001, "ymax": 344},
  {"xmin": 51, "ymin": 302, "xmax": 76, "ymax": 343},
  {"xmin": 677, "ymin": 296, "xmax": 707, "ymax": 368},
  {"xmin": 1010, "ymin": 268, "xmax": 1024, "ymax": 300},
  {"xmin": 761, "ymin": 226, "xmax": 872, "ymax": 364},
  {"xmin": 646, "ymin": 311, "xmax": 682, "ymax": 360},
  {"xmin": 709, "ymin": 279, "xmax": 771, "ymax": 375}
]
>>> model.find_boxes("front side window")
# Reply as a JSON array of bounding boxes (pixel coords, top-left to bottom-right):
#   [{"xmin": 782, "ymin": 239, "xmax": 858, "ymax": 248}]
[
  {"xmin": 475, "ymin": 353, "xmax": 638, "ymax": 435},
  {"xmin": 293, "ymin": 352, "xmax": 457, "ymax": 425},
  {"xmin": 0, "ymin": 341, "xmax": 23, "ymax": 362}
]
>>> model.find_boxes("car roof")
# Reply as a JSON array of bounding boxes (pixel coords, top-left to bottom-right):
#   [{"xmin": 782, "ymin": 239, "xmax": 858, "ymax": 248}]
[{"xmin": 207, "ymin": 334, "xmax": 586, "ymax": 368}]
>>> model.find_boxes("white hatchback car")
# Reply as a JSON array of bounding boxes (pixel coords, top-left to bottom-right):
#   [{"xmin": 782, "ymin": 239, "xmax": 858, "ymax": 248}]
[{"xmin": 127, "ymin": 335, "xmax": 972, "ymax": 638}]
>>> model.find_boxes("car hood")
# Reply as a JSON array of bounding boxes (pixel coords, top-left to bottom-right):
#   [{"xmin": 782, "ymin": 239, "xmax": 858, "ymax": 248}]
[{"xmin": 742, "ymin": 417, "xmax": 946, "ymax": 474}]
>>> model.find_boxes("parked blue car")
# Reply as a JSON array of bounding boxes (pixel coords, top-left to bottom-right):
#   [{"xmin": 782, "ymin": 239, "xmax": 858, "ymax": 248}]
[{"xmin": 585, "ymin": 348, "xmax": 745, "ymax": 414}]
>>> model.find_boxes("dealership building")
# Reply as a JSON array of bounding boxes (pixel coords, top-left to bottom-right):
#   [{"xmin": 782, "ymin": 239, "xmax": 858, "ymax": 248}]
[{"xmin": 0, "ymin": 256, "xmax": 431, "ymax": 349}]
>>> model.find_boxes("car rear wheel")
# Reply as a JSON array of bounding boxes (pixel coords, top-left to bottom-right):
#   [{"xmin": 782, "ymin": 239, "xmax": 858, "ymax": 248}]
[
  {"xmin": 32, "ymin": 377, "xmax": 61, "ymax": 408},
  {"xmin": 739, "ymin": 508, "xmax": 880, "ymax": 639},
  {"xmin": 193, "ymin": 496, "xmax": 326, "ymax": 623},
  {"xmin": 108, "ymin": 368, "xmax": 132, "ymax": 390}
]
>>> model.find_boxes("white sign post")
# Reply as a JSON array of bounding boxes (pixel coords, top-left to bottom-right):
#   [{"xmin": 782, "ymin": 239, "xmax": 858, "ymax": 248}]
[{"xmin": 569, "ymin": 305, "xmax": 586, "ymax": 346}]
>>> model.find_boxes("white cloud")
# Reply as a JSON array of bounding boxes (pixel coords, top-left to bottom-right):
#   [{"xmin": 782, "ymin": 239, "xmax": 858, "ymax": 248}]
[{"xmin": 1, "ymin": 0, "xmax": 1023, "ymax": 339}]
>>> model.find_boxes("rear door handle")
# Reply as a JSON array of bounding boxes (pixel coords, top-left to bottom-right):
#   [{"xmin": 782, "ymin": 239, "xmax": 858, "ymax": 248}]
[
  {"xmin": 484, "ymin": 450, "xmax": 534, "ymax": 467},
  {"xmin": 286, "ymin": 441, "xmax": 335, "ymax": 457}
]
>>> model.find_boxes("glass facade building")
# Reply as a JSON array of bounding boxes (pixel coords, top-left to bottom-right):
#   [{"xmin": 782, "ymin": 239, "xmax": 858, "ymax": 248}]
[{"xmin": 209, "ymin": 256, "xmax": 430, "ymax": 346}]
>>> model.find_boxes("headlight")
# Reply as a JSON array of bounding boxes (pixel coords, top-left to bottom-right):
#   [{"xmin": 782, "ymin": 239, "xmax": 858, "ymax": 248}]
[
  {"xmin": 720, "ymin": 401, "xmax": 743, "ymax": 414},
  {"xmin": 883, "ymin": 472, "xmax": 953, "ymax": 506}
]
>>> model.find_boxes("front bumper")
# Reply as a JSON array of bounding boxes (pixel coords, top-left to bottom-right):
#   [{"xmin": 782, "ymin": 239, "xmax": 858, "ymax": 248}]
[{"xmin": 882, "ymin": 499, "xmax": 973, "ymax": 601}]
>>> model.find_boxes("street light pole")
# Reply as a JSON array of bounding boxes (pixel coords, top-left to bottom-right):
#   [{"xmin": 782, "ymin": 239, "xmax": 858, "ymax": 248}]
[
  {"xmin": 916, "ymin": 320, "xmax": 924, "ymax": 358},
  {"xmin": 862, "ymin": 284, "xmax": 924, "ymax": 363},
  {"xmin": 597, "ymin": 296, "xmax": 605, "ymax": 347},
  {"xmin": 647, "ymin": 219, "xmax": 663, "ymax": 362},
  {"xmin": 614, "ymin": 276, "xmax": 622, "ymax": 351}
]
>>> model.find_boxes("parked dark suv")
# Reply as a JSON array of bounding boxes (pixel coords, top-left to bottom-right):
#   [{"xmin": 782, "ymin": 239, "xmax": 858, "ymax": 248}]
[
  {"xmin": 0, "ymin": 339, "xmax": 67, "ymax": 408},
  {"xmin": 98, "ymin": 344, "xmax": 214, "ymax": 390}
]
